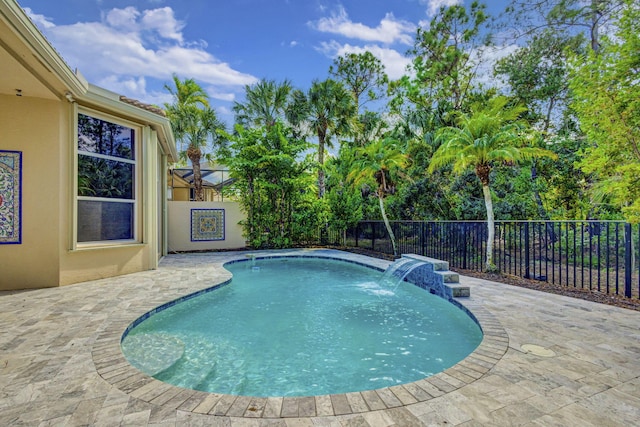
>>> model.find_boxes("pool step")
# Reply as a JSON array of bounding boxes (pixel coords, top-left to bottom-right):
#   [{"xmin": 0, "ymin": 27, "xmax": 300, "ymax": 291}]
[{"xmin": 400, "ymin": 254, "xmax": 470, "ymax": 299}]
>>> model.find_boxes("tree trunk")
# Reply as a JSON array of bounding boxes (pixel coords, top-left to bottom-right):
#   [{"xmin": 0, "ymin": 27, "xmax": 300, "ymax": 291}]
[
  {"xmin": 590, "ymin": 0, "xmax": 602, "ymax": 53},
  {"xmin": 188, "ymin": 147, "xmax": 204, "ymax": 201},
  {"xmin": 317, "ymin": 127, "xmax": 327, "ymax": 198},
  {"xmin": 247, "ymin": 176, "xmax": 255, "ymax": 241},
  {"xmin": 531, "ymin": 161, "xmax": 547, "ymax": 219},
  {"xmin": 379, "ymin": 193, "xmax": 398, "ymax": 257},
  {"xmin": 482, "ymin": 184, "xmax": 496, "ymax": 271}
]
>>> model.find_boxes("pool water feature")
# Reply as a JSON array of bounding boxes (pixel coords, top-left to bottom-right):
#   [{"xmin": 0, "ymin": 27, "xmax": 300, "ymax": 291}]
[
  {"xmin": 121, "ymin": 257, "xmax": 483, "ymax": 397},
  {"xmin": 379, "ymin": 257, "xmax": 426, "ymax": 289}
]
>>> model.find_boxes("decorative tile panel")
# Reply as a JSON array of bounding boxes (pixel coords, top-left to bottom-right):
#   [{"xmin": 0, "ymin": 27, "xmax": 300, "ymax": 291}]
[
  {"xmin": 191, "ymin": 208, "xmax": 225, "ymax": 241},
  {"xmin": 0, "ymin": 150, "xmax": 22, "ymax": 244}
]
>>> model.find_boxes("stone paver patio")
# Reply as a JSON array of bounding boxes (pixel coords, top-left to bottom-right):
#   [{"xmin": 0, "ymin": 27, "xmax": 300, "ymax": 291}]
[{"xmin": 1, "ymin": 249, "xmax": 639, "ymax": 426}]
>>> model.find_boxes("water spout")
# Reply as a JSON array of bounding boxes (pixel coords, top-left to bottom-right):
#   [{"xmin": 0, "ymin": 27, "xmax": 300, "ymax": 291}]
[{"xmin": 379, "ymin": 257, "xmax": 426, "ymax": 289}]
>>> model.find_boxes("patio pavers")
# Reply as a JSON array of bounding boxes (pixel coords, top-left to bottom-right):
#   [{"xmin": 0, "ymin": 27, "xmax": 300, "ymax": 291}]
[{"xmin": 0, "ymin": 248, "xmax": 638, "ymax": 426}]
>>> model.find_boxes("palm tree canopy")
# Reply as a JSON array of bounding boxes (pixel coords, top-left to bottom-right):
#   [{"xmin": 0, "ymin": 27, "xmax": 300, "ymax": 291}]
[
  {"xmin": 428, "ymin": 96, "xmax": 556, "ymax": 184},
  {"xmin": 348, "ymin": 137, "xmax": 408, "ymax": 194},
  {"xmin": 163, "ymin": 75, "xmax": 226, "ymax": 201},
  {"xmin": 233, "ymin": 78, "xmax": 293, "ymax": 129},
  {"xmin": 347, "ymin": 136, "xmax": 407, "ymax": 257},
  {"xmin": 288, "ymin": 79, "xmax": 356, "ymax": 147},
  {"xmin": 164, "ymin": 74, "xmax": 210, "ymax": 111}
]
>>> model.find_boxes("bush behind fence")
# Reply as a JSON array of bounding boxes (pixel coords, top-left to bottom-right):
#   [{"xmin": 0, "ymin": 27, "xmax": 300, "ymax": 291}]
[{"xmin": 321, "ymin": 220, "xmax": 639, "ymax": 299}]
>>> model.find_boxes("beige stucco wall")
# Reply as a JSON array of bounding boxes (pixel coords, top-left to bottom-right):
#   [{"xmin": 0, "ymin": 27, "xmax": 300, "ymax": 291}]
[
  {"xmin": 172, "ymin": 187, "xmax": 190, "ymax": 201},
  {"xmin": 59, "ymin": 245, "xmax": 149, "ymax": 285},
  {"xmin": 0, "ymin": 94, "xmax": 170, "ymax": 290},
  {"xmin": 0, "ymin": 94, "xmax": 63, "ymax": 289},
  {"xmin": 168, "ymin": 201, "xmax": 246, "ymax": 252},
  {"xmin": 0, "ymin": 1, "xmax": 177, "ymax": 290}
]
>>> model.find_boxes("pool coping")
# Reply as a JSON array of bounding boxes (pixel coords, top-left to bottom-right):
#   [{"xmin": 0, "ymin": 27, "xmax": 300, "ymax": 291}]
[{"xmin": 91, "ymin": 250, "xmax": 509, "ymax": 419}]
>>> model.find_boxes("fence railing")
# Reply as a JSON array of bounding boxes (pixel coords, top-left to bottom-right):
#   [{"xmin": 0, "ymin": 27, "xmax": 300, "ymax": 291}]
[{"xmin": 329, "ymin": 220, "xmax": 639, "ymax": 299}]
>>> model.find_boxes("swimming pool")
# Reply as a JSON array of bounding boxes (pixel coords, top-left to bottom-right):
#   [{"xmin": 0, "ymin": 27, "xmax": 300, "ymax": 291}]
[{"xmin": 121, "ymin": 256, "xmax": 482, "ymax": 397}]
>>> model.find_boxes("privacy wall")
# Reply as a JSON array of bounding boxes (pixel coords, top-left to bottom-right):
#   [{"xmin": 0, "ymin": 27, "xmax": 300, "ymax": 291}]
[{"xmin": 168, "ymin": 201, "xmax": 246, "ymax": 252}]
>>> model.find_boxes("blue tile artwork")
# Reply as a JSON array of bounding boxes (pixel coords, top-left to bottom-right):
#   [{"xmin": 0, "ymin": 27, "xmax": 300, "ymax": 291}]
[
  {"xmin": 0, "ymin": 150, "xmax": 22, "ymax": 244},
  {"xmin": 191, "ymin": 208, "xmax": 225, "ymax": 241}
]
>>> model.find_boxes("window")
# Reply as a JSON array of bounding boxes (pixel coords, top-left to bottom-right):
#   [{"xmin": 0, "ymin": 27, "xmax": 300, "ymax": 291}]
[{"xmin": 77, "ymin": 112, "xmax": 138, "ymax": 243}]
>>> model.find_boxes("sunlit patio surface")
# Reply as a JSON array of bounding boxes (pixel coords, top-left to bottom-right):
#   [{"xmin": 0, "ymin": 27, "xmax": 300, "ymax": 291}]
[{"xmin": 0, "ymin": 249, "xmax": 638, "ymax": 426}]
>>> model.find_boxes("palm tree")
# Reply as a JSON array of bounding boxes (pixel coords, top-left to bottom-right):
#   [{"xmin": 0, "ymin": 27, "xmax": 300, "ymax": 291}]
[
  {"xmin": 164, "ymin": 76, "xmax": 225, "ymax": 201},
  {"xmin": 428, "ymin": 96, "xmax": 557, "ymax": 271},
  {"xmin": 164, "ymin": 75, "xmax": 210, "ymax": 149},
  {"xmin": 287, "ymin": 79, "xmax": 356, "ymax": 198},
  {"xmin": 233, "ymin": 78, "xmax": 293, "ymax": 129},
  {"xmin": 348, "ymin": 137, "xmax": 408, "ymax": 257}
]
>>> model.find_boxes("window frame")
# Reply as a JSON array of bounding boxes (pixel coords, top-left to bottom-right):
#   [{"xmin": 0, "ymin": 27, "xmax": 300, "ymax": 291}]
[{"xmin": 74, "ymin": 108, "xmax": 142, "ymax": 248}]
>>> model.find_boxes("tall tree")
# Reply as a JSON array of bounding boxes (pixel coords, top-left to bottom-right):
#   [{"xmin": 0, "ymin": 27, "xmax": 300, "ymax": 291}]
[
  {"xmin": 287, "ymin": 79, "xmax": 356, "ymax": 198},
  {"xmin": 164, "ymin": 76, "xmax": 226, "ymax": 201},
  {"xmin": 503, "ymin": 0, "xmax": 625, "ymax": 53},
  {"xmin": 348, "ymin": 138, "xmax": 408, "ymax": 257},
  {"xmin": 494, "ymin": 30, "xmax": 583, "ymax": 220},
  {"xmin": 428, "ymin": 96, "xmax": 557, "ymax": 271},
  {"xmin": 164, "ymin": 74, "xmax": 210, "ymax": 152},
  {"xmin": 233, "ymin": 78, "xmax": 293, "ymax": 130},
  {"xmin": 399, "ymin": 1, "xmax": 490, "ymax": 112},
  {"xmin": 329, "ymin": 51, "xmax": 387, "ymax": 114},
  {"xmin": 569, "ymin": 0, "xmax": 640, "ymax": 222}
]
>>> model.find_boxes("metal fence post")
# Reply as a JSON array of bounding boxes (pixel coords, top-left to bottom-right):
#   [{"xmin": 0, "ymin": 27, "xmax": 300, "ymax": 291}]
[
  {"xmin": 462, "ymin": 223, "xmax": 468, "ymax": 270},
  {"xmin": 371, "ymin": 222, "xmax": 375, "ymax": 251},
  {"xmin": 524, "ymin": 222, "xmax": 531, "ymax": 279},
  {"xmin": 625, "ymin": 222, "xmax": 632, "ymax": 298}
]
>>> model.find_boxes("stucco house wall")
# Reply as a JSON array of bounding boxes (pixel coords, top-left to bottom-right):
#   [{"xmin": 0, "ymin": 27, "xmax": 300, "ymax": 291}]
[
  {"xmin": 0, "ymin": 95, "xmax": 64, "ymax": 288},
  {"xmin": 0, "ymin": 0, "xmax": 178, "ymax": 290}
]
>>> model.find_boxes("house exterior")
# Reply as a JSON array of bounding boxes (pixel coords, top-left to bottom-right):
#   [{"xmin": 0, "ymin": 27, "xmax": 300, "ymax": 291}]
[
  {"xmin": 0, "ymin": 0, "xmax": 178, "ymax": 289},
  {"xmin": 169, "ymin": 164, "xmax": 234, "ymax": 202}
]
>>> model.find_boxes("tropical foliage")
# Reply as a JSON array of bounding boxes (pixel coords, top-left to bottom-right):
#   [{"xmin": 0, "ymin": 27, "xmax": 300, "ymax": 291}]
[
  {"xmin": 162, "ymin": 0, "xmax": 639, "ymax": 269},
  {"xmin": 569, "ymin": 0, "xmax": 640, "ymax": 222},
  {"xmin": 164, "ymin": 75, "xmax": 226, "ymax": 201},
  {"xmin": 287, "ymin": 79, "xmax": 356, "ymax": 198},
  {"xmin": 347, "ymin": 138, "xmax": 408, "ymax": 256},
  {"xmin": 428, "ymin": 96, "xmax": 557, "ymax": 270},
  {"xmin": 220, "ymin": 122, "xmax": 314, "ymax": 248}
]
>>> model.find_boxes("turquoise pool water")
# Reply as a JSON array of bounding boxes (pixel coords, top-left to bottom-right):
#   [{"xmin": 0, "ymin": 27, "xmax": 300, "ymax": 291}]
[{"xmin": 122, "ymin": 257, "xmax": 482, "ymax": 397}]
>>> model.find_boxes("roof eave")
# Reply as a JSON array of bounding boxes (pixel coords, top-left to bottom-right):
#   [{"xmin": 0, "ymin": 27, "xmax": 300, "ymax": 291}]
[{"xmin": 0, "ymin": 0, "xmax": 88, "ymax": 97}]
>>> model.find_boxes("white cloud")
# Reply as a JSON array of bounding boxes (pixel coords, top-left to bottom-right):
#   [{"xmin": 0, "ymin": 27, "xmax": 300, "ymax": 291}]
[
  {"xmin": 97, "ymin": 75, "xmax": 148, "ymax": 96},
  {"xmin": 205, "ymin": 87, "xmax": 236, "ymax": 102},
  {"xmin": 140, "ymin": 7, "xmax": 184, "ymax": 43},
  {"xmin": 309, "ymin": 6, "xmax": 415, "ymax": 45},
  {"xmin": 24, "ymin": 6, "xmax": 256, "ymax": 104},
  {"xmin": 23, "ymin": 7, "xmax": 55, "ymax": 29},
  {"xmin": 420, "ymin": 0, "xmax": 463, "ymax": 17},
  {"xmin": 103, "ymin": 6, "xmax": 139, "ymax": 30},
  {"xmin": 317, "ymin": 41, "xmax": 411, "ymax": 80}
]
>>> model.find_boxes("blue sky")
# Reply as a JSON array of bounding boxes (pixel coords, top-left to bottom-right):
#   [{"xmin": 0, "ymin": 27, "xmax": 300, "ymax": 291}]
[{"xmin": 20, "ymin": 0, "xmax": 513, "ymax": 124}]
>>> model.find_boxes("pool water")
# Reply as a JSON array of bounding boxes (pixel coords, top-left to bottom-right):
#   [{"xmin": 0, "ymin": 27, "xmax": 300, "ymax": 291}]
[{"xmin": 122, "ymin": 257, "xmax": 482, "ymax": 397}]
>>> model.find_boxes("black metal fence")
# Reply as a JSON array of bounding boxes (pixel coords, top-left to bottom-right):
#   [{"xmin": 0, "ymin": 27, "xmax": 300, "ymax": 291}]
[{"xmin": 333, "ymin": 220, "xmax": 640, "ymax": 299}]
